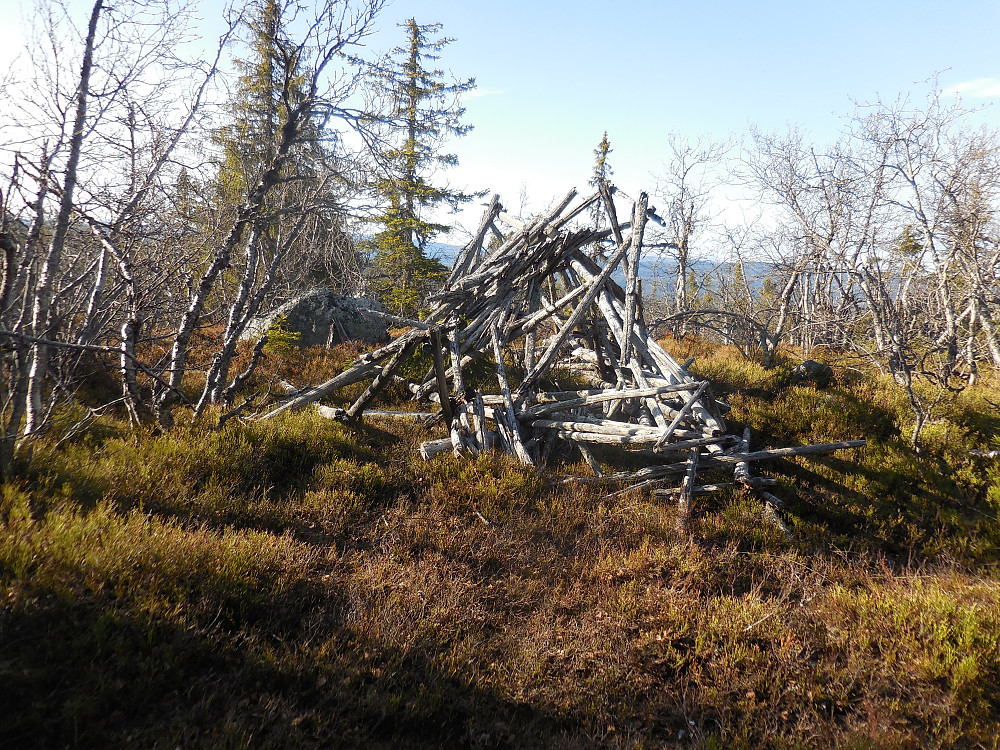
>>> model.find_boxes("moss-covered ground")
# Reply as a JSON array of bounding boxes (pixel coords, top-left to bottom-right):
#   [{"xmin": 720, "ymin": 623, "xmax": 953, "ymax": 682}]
[{"xmin": 3, "ymin": 341, "xmax": 1000, "ymax": 748}]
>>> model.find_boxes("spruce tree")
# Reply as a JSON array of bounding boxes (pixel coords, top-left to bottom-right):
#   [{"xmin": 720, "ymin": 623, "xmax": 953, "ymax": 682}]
[
  {"xmin": 212, "ymin": 0, "xmax": 352, "ymax": 293},
  {"xmin": 368, "ymin": 18, "xmax": 479, "ymax": 316},
  {"xmin": 214, "ymin": 0, "xmax": 289, "ymax": 206},
  {"xmin": 590, "ymin": 131, "xmax": 614, "ymax": 188},
  {"xmin": 589, "ymin": 130, "xmax": 614, "ymax": 238}
]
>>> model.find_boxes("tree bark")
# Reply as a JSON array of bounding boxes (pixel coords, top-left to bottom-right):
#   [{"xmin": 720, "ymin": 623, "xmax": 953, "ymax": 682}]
[{"xmin": 25, "ymin": 0, "xmax": 104, "ymax": 436}]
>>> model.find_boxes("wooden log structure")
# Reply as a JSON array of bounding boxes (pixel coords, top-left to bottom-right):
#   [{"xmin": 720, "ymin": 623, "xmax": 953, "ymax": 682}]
[{"xmin": 255, "ymin": 182, "xmax": 867, "ymax": 527}]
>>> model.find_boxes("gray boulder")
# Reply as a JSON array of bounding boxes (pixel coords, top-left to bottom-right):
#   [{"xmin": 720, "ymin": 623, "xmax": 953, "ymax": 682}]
[
  {"xmin": 242, "ymin": 290, "xmax": 390, "ymax": 347},
  {"xmin": 792, "ymin": 359, "xmax": 834, "ymax": 388}
]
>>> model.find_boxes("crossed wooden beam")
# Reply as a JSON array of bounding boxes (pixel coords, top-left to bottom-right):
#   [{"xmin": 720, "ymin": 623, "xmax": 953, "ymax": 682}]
[{"xmin": 258, "ymin": 184, "xmax": 865, "ymax": 530}]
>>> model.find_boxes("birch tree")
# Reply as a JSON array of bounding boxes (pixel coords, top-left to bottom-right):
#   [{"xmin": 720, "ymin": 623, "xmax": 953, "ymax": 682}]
[
  {"xmin": 653, "ymin": 135, "xmax": 726, "ymax": 320},
  {"xmin": 157, "ymin": 0, "xmax": 384, "ymax": 426}
]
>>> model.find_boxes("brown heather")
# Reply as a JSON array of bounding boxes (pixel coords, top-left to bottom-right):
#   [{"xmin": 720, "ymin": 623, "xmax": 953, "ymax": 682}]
[{"xmin": 2, "ymin": 342, "xmax": 1000, "ymax": 749}]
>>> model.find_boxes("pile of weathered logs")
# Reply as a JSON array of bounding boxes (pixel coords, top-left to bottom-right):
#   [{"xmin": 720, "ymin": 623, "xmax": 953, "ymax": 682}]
[{"xmin": 259, "ymin": 183, "xmax": 865, "ymax": 529}]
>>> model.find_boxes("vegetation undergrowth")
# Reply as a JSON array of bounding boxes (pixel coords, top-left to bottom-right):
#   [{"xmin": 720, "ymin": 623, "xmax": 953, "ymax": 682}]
[{"xmin": 3, "ymin": 341, "xmax": 1000, "ymax": 749}]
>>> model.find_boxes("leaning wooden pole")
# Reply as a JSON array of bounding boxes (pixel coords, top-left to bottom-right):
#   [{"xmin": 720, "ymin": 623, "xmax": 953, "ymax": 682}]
[
  {"xmin": 347, "ymin": 337, "xmax": 421, "ymax": 420},
  {"xmin": 491, "ymin": 326, "xmax": 533, "ymax": 465}
]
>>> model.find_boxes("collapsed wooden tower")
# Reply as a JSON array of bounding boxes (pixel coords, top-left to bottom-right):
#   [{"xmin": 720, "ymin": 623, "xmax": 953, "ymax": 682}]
[{"xmin": 260, "ymin": 184, "xmax": 864, "ymax": 527}]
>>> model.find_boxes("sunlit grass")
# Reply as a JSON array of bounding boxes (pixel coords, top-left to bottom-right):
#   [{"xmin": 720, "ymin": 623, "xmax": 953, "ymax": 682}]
[{"xmin": 2, "ymin": 340, "xmax": 1000, "ymax": 747}]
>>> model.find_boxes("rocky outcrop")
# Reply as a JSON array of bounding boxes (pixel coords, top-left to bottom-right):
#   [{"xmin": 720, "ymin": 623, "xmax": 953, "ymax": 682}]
[{"xmin": 242, "ymin": 290, "xmax": 390, "ymax": 347}]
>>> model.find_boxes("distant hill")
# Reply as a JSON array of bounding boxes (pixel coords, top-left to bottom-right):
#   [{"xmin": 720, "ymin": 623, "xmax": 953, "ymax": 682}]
[{"xmin": 425, "ymin": 241, "xmax": 773, "ymax": 297}]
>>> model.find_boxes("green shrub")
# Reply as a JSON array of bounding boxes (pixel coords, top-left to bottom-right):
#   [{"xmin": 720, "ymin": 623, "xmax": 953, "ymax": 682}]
[{"xmin": 263, "ymin": 313, "xmax": 302, "ymax": 354}]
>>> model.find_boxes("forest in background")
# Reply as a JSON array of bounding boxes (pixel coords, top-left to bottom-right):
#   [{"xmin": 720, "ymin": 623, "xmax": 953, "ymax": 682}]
[
  {"xmin": 0, "ymin": 0, "xmax": 998, "ymax": 455},
  {"xmin": 0, "ymin": 0, "xmax": 477, "ymax": 461}
]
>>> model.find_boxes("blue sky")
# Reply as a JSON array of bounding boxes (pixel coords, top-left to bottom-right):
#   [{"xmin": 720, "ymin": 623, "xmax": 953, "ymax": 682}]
[
  {"xmin": 361, "ymin": 0, "xmax": 1000, "ymax": 237},
  {"xmin": 4, "ymin": 0, "xmax": 1000, "ymax": 240}
]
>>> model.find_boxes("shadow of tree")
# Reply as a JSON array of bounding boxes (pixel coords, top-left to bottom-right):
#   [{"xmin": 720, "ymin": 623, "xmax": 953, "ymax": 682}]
[{"xmin": 1, "ymin": 566, "xmax": 598, "ymax": 749}]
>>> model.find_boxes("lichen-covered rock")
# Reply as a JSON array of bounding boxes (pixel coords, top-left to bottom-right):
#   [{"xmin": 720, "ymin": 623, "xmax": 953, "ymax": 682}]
[
  {"xmin": 242, "ymin": 290, "xmax": 390, "ymax": 347},
  {"xmin": 793, "ymin": 359, "xmax": 834, "ymax": 388}
]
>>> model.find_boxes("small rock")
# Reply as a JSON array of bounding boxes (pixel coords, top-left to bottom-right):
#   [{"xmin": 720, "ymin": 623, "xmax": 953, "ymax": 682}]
[{"xmin": 793, "ymin": 359, "xmax": 834, "ymax": 388}]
